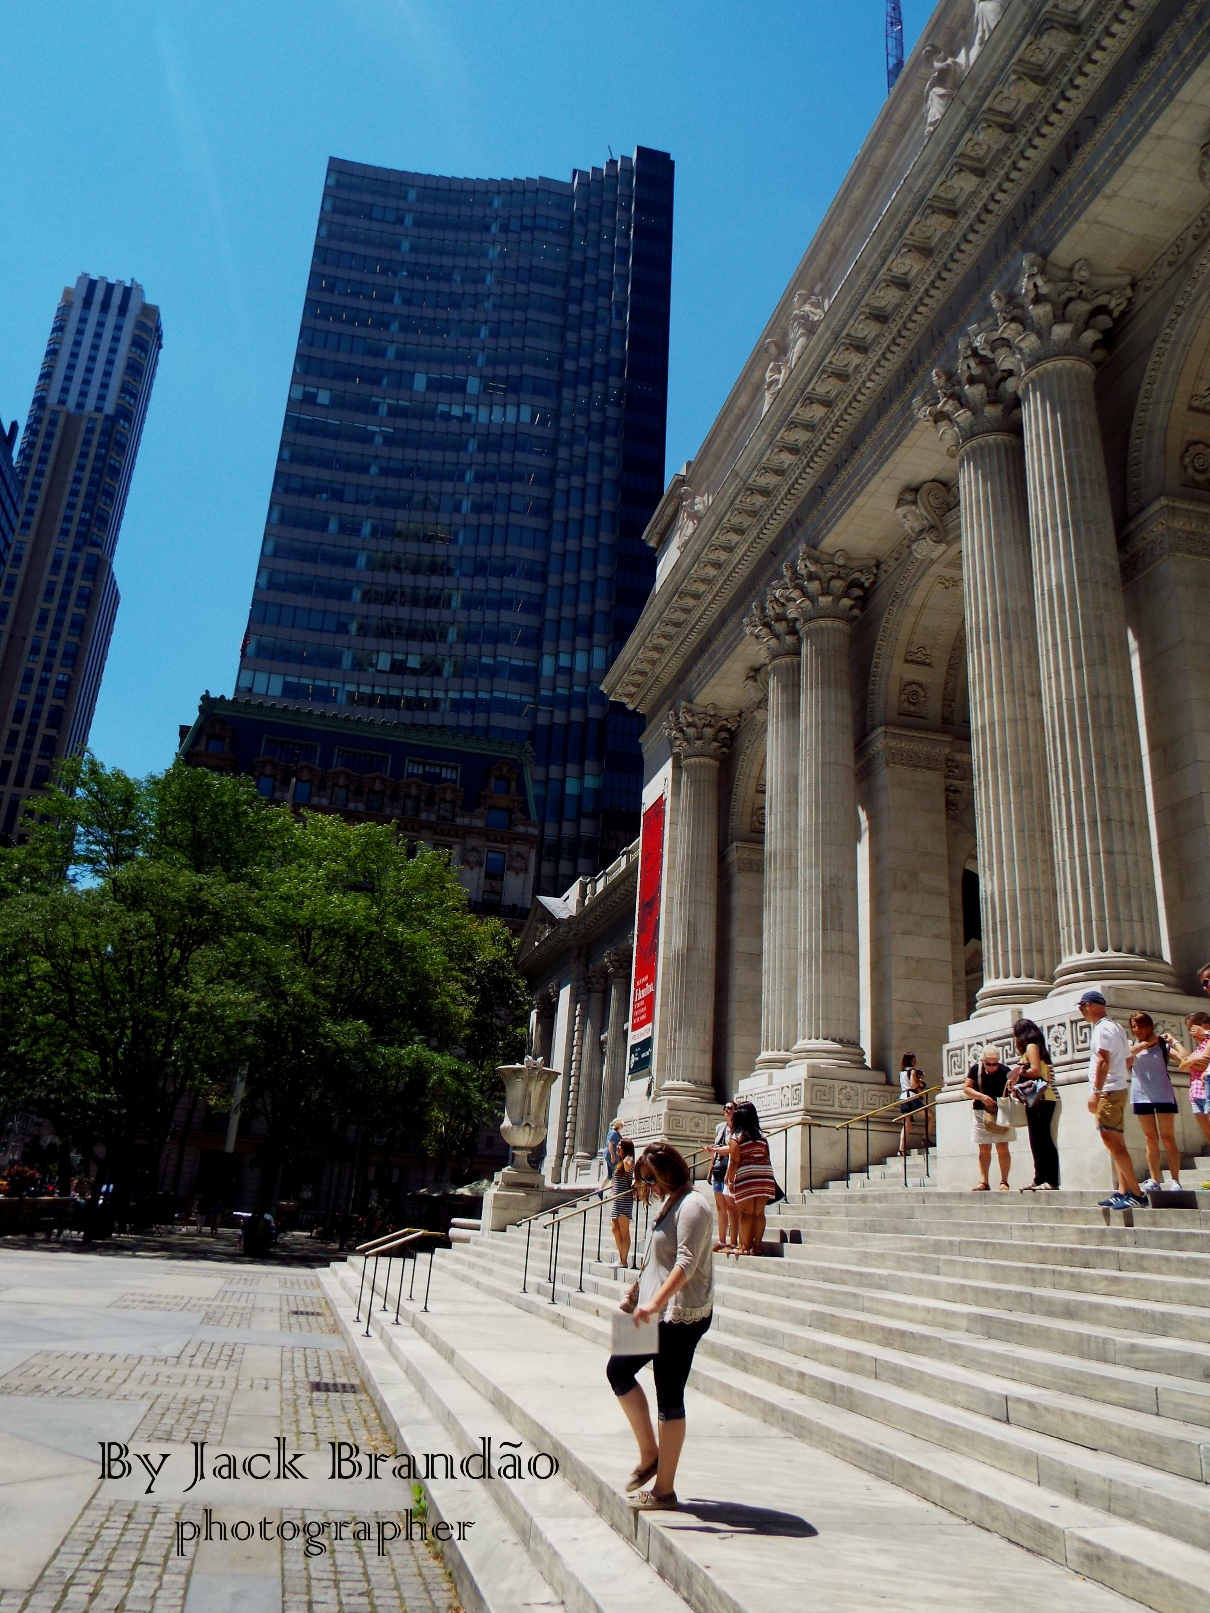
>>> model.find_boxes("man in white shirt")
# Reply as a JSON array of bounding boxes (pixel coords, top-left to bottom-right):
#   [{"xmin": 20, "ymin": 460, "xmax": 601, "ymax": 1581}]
[{"xmin": 1081, "ymin": 990, "xmax": 1145, "ymax": 1208}]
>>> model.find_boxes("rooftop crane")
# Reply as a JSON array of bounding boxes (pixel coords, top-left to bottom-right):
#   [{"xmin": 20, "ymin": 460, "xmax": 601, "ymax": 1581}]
[{"xmin": 887, "ymin": 0, "xmax": 905, "ymax": 90}]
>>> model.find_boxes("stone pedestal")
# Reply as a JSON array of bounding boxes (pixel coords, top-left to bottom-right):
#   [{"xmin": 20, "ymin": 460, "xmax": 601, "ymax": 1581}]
[
  {"xmin": 941, "ymin": 984, "xmax": 1209, "ymax": 1191},
  {"xmin": 616, "ymin": 1089, "xmax": 723, "ymax": 1164},
  {"xmin": 738, "ymin": 1064, "xmax": 894, "ymax": 1192}
]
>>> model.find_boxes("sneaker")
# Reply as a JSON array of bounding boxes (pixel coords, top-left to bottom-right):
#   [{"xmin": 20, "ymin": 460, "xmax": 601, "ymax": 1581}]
[
  {"xmin": 1140, "ymin": 1179, "xmax": 1162, "ymax": 1193},
  {"xmin": 1097, "ymin": 1194, "xmax": 1122, "ymax": 1208},
  {"xmin": 1123, "ymin": 1192, "xmax": 1148, "ymax": 1208},
  {"xmin": 1100, "ymin": 1193, "xmax": 1135, "ymax": 1210}
]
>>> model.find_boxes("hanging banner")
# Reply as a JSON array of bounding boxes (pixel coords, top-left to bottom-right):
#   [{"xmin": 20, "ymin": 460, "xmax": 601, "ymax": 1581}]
[{"xmin": 628, "ymin": 792, "xmax": 666, "ymax": 1077}]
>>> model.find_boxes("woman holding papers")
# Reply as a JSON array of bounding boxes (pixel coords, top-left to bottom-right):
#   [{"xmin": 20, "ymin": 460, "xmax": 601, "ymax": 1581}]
[{"xmin": 606, "ymin": 1141, "xmax": 714, "ymax": 1512}]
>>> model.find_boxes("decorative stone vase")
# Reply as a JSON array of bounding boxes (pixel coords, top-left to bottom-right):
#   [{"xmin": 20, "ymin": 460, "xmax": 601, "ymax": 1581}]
[{"xmin": 497, "ymin": 1057, "xmax": 559, "ymax": 1185}]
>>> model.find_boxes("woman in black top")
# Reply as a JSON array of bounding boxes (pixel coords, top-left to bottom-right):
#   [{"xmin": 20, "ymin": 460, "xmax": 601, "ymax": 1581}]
[{"xmin": 962, "ymin": 1043, "xmax": 1014, "ymax": 1190}]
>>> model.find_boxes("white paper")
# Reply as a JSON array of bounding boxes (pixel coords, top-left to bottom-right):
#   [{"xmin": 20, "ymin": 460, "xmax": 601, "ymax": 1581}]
[{"xmin": 611, "ymin": 1309, "xmax": 661, "ymax": 1355}]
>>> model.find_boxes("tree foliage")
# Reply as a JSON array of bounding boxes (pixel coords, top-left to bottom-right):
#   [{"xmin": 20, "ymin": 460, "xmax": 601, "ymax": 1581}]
[{"xmin": 0, "ymin": 756, "xmax": 528, "ymax": 1208}]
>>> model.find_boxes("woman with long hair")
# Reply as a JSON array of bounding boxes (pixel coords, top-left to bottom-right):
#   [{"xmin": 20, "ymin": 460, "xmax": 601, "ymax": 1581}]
[
  {"xmin": 606, "ymin": 1141, "xmax": 714, "ymax": 1511},
  {"xmin": 1010, "ymin": 1019, "xmax": 1060, "ymax": 1191},
  {"xmin": 726, "ymin": 1101, "xmax": 778, "ymax": 1254},
  {"xmin": 1126, "ymin": 1013, "xmax": 1181, "ymax": 1191},
  {"xmin": 609, "ymin": 1137, "xmax": 636, "ymax": 1267},
  {"xmin": 1169, "ymin": 1011, "xmax": 1210, "ymax": 1151},
  {"xmin": 897, "ymin": 1052, "xmax": 927, "ymax": 1156}
]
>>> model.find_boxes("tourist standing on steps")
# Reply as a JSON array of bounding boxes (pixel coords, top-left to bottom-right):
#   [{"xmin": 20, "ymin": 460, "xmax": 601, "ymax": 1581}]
[
  {"xmin": 609, "ymin": 1138, "xmax": 635, "ymax": 1268},
  {"xmin": 1081, "ymin": 992, "xmax": 1146, "ymax": 1210},
  {"xmin": 726, "ymin": 1101, "xmax": 779, "ymax": 1254},
  {"xmin": 964, "ymin": 1044, "xmax": 1014, "ymax": 1190},
  {"xmin": 1170, "ymin": 1011, "xmax": 1210, "ymax": 1152},
  {"xmin": 898, "ymin": 1053, "xmax": 927, "ymax": 1156},
  {"xmin": 708, "ymin": 1101, "xmax": 737, "ymax": 1253},
  {"xmin": 607, "ymin": 1141, "xmax": 714, "ymax": 1513},
  {"xmin": 1011, "ymin": 1019, "xmax": 1060, "ymax": 1191},
  {"xmin": 1126, "ymin": 1013, "xmax": 1181, "ymax": 1192}
]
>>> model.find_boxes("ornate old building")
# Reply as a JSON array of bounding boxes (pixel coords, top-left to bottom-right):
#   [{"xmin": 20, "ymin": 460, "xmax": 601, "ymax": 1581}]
[{"xmin": 527, "ymin": 0, "xmax": 1210, "ymax": 1190}]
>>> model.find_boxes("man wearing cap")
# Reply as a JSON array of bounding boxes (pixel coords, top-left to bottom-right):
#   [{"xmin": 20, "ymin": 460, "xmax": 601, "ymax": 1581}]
[{"xmin": 1080, "ymin": 991, "xmax": 1146, "ymax": 1209}]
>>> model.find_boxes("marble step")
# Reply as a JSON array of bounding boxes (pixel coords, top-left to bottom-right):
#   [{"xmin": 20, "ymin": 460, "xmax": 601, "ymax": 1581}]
[
  {"xmin": 451, "ymin": 1239, "xmax": 1210, "ymax": 1491},
  {"xmin": 765, "ymin": 1206, "xmax": 1210, "ymax": 1252},
  {"xmin": 319, "ymin": 1270, "xmax": 692, "ymax": 1613},
  {"xmin": 325, "ymin": 1257, "xmax": 1175, "ymax": 1613}
]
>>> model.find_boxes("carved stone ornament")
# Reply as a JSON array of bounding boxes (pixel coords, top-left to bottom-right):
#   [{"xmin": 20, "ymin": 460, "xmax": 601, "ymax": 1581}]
[
  {"xmin": 761, "ymin": 339, "xmax": 788, "ymax": 416},
  {"xmin": 604, "ymin": 947, "xmax": 632, "ymax": 980},
  {"xmin": 777, "ymin": 547, "xmax": 876, "ymax": 627},
  {"xmin": 893, "ymin": 481, "xmax": 957, "ymax": 559},
  {"xmin": 1183, "ymin": 441, "xmax": 1210, "ymax": 488},
  {"xmin": 898, "ymin": 679, "xmax": 929, "ymax": 718},
  {"xmin": 1200, "ymin": 139, "xmax": 1210, "ymax": 191},
  {"xmin": 915, "ymin": 333, "xmax": 1020, "ymax": 454},
  {"xmin": 990, "ymin": 255, "xmax": 1133, "ymax": 375},
  {"xmin": 924, "ymin": 45, "xmax": 964, "ymax": 136},
  {"xmin": 664, "ymin": 702, "xmax": 737, "ymax": 762},
  {"xmin": 742, "ymin": 590, "xmax": 800, "ymax": 662},
  {"xmin": 787, "ymin": 288, "xmax": 828, "ymax": 370},
  {"xmin": 969, "ymin": 1, "xmax": 1006, "ymax": 66},
  {"xmin": 497, "ymin": 1056, "xmax": 560, "ymax": 1179},
  {"xmin": 673, "ymin": 482, "xmax": 710, "ymax": 551}
]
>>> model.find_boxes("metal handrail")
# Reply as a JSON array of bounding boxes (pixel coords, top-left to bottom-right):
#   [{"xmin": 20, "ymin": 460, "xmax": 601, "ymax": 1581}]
[
  {"xmin": 355, "ymin": 1225, "xmax": 446, "ymax": 1255},
  {"xmin": 354, "ymin": 1227, "xmax": 449, "ymax": 1330}
]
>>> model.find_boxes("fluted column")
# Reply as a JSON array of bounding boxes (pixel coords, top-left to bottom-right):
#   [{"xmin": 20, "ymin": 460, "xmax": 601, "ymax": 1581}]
[
  {"xmin": 555, "ymin": 966, "xmax": 585, "ymax": 1181},
  {"xmin": 917, "ymin": 342, "xmax": 1059, "ymax": 1007},
  {"xmin": 530, "ymin": 986, "xmax": 558, "ymax": 1063},
  {"xmin": 599, "ymin": 949, "xmax": 631, "ymax": 1136},
  {"xmin": 743, "ymin": 591, "xmax": 800, "ymax": 1065},
  {"xmin": 572, "ymin": 966, "xmax": 609, "ymax": 1164},
  {"xmin": 991, "ymin": 257, "xmax": 1173, "ymax": 991},
  {"xmin": 782, "ymin": 550, "xmax": 875, "ymax": 1062},
  {"xmin": 660, "ymin": 704, "xmax": 736, "ymax": 1094}
]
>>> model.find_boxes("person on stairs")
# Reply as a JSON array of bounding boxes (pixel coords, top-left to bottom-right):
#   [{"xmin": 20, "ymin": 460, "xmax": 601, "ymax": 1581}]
[
  {"xmin": 897, "ymin": 1053, "xmax": 927, "ymax": 1156},
  {"xmin": 1169, "ymin": 1011, "xmax": 1210, "ymax": 1157},
  {"xmin": 1080, "ymin": 991, "xmax": 1146, "ymax": 1211},
  {"xmin": 607, "ymin": 1141, "xmax": 714, "ymax": 1512},
  {"xmin": 1126, "ymin": 1013, "xmax": 1181, "ymax": 1192},
  {"xmin": 608, "ymin": 1137, "xmax": 635, "ymax": 1268},
  {"xmin": 1010, "ymin": 1019, "xmax": 1060, "ymax": 1191},
  {"xmin": 708, "ymin": 1101, "xmax": 738, "ymax": 1253},
  {"xmin": 964, "ymin": 1044, "xmax": 1015, "ymax": 1190},
  {"xmin": 726, "ymin": 1101, "xmax": 779, "ymax": 1254}
]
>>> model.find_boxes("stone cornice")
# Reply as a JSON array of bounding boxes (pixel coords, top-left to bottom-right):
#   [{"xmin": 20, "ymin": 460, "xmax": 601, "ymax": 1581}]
[
  {"xmin": 1119, "ymin": 495, "xmax": 1210, "ymax": 585},
  {"xmin": 856, "ymin": 725, "xmax": 953, "ymax": 783},
  {"xmin": 517, "ymin": 857, "xmax": 639, "ymax": 983},
  {"xmin": 602, "ymin": 0, "xmax": 1164, "ymax": 715}
]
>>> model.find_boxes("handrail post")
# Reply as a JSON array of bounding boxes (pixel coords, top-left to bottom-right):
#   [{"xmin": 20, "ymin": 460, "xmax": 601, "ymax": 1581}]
[
  {"xmin": 409, "ymin": 1249, "xmax": 418, "ymax": 1301},
  {"xmin": 808, "ymin": 1123, "xmax": 814, "ymax": 1194},
  {"xmin": 393, "ymin": 1254, "xmax": 406, "ymax": 1324},
  {"xmin": 381, "ymin": 1253, "xmax": 391, "ymax": 1311},
  {"xmin": 365, "ymin": 1256, "xmax": 380, "ymax": 1337},
  {"xmin": 423, "ymin": 1247, "xmax": 435, "ymax": 1313},
  {"xmin": 578, "ymin": 1206, "xmax": 588, "ymax": 1293},
  {"xmin": 522, "ymin": 1220, "xmax": 532, "ymax": 1294},
  {"xmin": 866, "ymin": 1114, "xmax": 871, "ymax": 1179},
  {"xmin": 845, "ymin": 1125, "xmax": 850, "ymax": 1184},
  {"xmin": 355, "ymin": 1255, "xmax": 367, "ymax": 1322},
  {"xmin": 550, "ymin": 1221, "xmax": 560, "ymax": 1305}
]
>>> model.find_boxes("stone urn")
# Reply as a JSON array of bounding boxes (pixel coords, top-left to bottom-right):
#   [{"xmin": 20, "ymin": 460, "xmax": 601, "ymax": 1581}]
[{"xmin": 496, "ymin": 1056, "xmax": 559, "ymax": 1185}]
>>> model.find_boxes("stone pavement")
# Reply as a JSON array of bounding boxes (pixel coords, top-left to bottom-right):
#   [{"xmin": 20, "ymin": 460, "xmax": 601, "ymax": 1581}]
[{"xmin": 0, "ymin": 1247, "xmax": 457, "ymax": 1613}]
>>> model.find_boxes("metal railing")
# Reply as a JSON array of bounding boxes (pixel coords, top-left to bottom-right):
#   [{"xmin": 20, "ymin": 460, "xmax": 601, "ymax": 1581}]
[
  {"xmin": 353, "ymin": 1227, "xmax": 449, "ymax": 1331},
  {"xmin": 510, "ymin": 1091, "xmax": 945, "ymax": 1301}
]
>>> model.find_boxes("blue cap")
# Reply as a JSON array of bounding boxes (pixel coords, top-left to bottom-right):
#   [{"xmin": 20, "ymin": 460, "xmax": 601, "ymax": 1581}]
[{"xmin": 1079, "ymin": 990, "xmax": 1107, "ymax": 1006}]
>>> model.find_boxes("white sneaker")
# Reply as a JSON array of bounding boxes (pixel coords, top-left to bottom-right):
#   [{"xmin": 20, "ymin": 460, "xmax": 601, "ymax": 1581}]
[{"xmin": 1140, "ymin": 1179, "xmax": 1162, "ymax": 1193}]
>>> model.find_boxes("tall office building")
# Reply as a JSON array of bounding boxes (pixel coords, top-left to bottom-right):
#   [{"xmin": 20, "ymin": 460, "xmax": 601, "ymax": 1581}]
[
  {"xmin": 237, "ymin": 148, "xmax": 672, "ymax": 889},
  {"xmin": 0, "ymin": 275, "xmax": 161, "ymax": 839},
  {"xmin": 0, "ymin": 418, "xmax": 19, "ymax": 567}
]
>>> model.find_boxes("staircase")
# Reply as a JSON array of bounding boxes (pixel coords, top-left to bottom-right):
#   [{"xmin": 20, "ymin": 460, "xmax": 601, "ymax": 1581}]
[{"xmin": 321, "ymin": 1179, "xmax": 1210, "ymax": 1613}]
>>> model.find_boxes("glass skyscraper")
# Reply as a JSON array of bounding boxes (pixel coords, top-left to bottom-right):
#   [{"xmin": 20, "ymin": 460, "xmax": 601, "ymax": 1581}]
[
  {"xmin": 237, "ymin": 147, "xmax": 672, "ymax": 889},
  {"xmin": 0, "ymin": 276, "xmax": 161, "ymax": 839}
]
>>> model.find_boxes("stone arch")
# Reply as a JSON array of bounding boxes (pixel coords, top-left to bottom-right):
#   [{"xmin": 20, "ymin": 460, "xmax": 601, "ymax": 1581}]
[
  {"xmin": 727, "ymin": 704, "xmax": 767, "ymax": 846},
  {"xmin": 1128, "ymin": 233, "xmax": 1210, "ymax": 518},
  {"xmin": 865, "ymin": 503, "xmax": 965, "ymax": 735}
]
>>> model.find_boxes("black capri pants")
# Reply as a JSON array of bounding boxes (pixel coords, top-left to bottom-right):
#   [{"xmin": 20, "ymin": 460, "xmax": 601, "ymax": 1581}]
[{"xmin": 606, "ymin": 1313, "xmax": 712, "ymax": 1422}]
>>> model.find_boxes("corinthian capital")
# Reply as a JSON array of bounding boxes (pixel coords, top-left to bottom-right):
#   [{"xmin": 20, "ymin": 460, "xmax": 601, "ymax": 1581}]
[
  {"xmin": 778, "ymin": 547, "xmax": 876, "ymax": 628},
  {"xmin": 915, "ymin": 333, "xmax": 1020, "ymax": 454},
  {"xmin": 742, "ymin": 591, "xmax": 800, "ymax": 662},
  {"xmin": 664, "ymin": 703, "xmax": 736, "ymax": 762},
  {"xmin": 991, "ymin": 254, "xmax": 1133, "ymax": 374}
]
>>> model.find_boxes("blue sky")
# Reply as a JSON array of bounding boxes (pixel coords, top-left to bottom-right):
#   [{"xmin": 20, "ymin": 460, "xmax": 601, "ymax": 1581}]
[{"xmin": 1, "ymin": 0, "xmax": 934, "ymax": 776}]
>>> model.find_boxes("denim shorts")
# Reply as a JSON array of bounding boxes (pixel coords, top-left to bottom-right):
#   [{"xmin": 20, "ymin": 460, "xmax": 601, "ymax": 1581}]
[{"xmin": 1191, "ymin": 1096, "xmax": 1210, "ymax": 1116}]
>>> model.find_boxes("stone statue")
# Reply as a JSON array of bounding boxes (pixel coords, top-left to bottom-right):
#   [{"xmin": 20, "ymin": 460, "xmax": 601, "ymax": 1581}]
[
  {"xmin": 762, "ymin": 339, "xmax": 788, "ymax": 415},
  {"xmin": 787, "ymin": 289, "xmax": 827, "ymax": 370},
  {"xmin": 969, "ymin": 1, "xmax": 1006, "ymax": 65},
  {"xmin": 924, "ymin": 46, "xmax": 964, "ymax": 136}
]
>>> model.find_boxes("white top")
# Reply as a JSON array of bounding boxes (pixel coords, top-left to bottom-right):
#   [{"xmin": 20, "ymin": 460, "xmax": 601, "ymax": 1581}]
[
  {"xmin": 636, "ymin": 1189, "xmax": 714, "ymax": 1324},
  {"xmin": 1088, "ymin": 1017, "xmax": 1130, "ymax": 1091}
]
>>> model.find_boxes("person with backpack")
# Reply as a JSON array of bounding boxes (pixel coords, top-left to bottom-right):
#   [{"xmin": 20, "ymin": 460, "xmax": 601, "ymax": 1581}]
[{"xmin": 1010, "ymin": 1019, "xmax": 1060, "ymax": 1191}]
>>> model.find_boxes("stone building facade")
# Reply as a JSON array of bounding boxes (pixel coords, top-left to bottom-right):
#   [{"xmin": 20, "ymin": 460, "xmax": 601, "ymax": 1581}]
[{"xmin": 529, "ymin": 0, "xmax": 1210, "ymax": 1191}]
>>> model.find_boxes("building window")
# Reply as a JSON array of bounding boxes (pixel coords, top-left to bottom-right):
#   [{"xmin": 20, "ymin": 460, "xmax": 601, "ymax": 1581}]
[
  {"xmin": 335, "ymin": 748, "xmax": 389, "ymax": 774},
  {"xmin": 293, "ymin": 780, "xmax": 312, "ymax": 803},
  {"xmin": 367, "ymin": 791, "xmax": 384, "ymax": 811},
  {"xmin": 487, "ymin": 808, "xmax": 510, "ymax": 830},
  {"xmin": 403, "ymin": 794, "xmax": 420, "ymax": 816},
  {"xmin": 330, "ymin": 786, "xmax": 348, "ymax": 807},
  {"xmin": 491, "ymin": 777, "xmax": 511, "ymax": 794},
  {"xmin": 437, "ymin": 800, "xmax": 455, "ymax": 822},
  {"xmin": 484, "ymin": 849, "xmax": 506, "ymax": 877},
  {"xmin": 206, "ymin": 738, "xmax": 225, "ymax": 754},
  {"xmin": 256, "ymin": 775, "xmax": 274, "ymax": 797},
  {"xmin": 406, "ymin": 757, "xmax": 460, "ymax": 784},
  {"xmin": 263, "ymin": 737, "xmax": 318, "ymax": 764}
]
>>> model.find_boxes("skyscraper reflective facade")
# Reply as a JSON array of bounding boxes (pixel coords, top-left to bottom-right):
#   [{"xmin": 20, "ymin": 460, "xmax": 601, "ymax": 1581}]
[
  {"xmin": 0, "ymin": 276, "xmax": 161, "ymax": 839},
  {"xmin": 237, "ymin": 148, "xmax": 672, "ymax": 889}
]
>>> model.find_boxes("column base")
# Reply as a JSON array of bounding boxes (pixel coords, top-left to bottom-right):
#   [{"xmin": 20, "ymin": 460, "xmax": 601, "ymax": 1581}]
[
  {"xmin": 1050, "ymin": 952, "xmax": 1179, "ymax": 995},
  {"xmin": 789, "ymin": 1039, "xmax": 867, "ymax": 1067},
  {"xmin": 974, "ymin": 977, "xmax": 1054, "ymax": 1014},
  {"xmin": 754, "ymin": 1049, "xmax": 794, "ymax": 1072},
  {"xmin": 480, "ymin": 1179, "xmax": 586, "ymax": 1232},
  {"xmin": 565, "ymin": 1151, "xmax": 606, "ymax": 1187}
]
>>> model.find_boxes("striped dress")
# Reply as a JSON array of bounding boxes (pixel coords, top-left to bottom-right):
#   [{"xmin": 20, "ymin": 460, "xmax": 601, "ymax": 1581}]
[{"xmin": 732, "ymin": 1138, "xmax": 777, "ymax": 1205}]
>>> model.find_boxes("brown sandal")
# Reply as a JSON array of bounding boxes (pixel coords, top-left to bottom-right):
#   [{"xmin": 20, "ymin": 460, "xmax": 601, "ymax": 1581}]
[
  {"xmin": 625, "ymin": 1458, "xmax": 658, "ymax": 1494},
  {"xmin": 971, "ymin": 1182, "xmax": 990, "ymax": 1191}
]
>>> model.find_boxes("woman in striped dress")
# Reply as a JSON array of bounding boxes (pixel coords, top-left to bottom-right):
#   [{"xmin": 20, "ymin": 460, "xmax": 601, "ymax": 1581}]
[{"xmin": 725, "ymin": 1102, "xmax": 778, "ymax": 1255}]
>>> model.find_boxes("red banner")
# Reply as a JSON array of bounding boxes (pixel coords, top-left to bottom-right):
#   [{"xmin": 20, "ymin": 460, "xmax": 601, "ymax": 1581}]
[{"xmin": 628, "ymin": 793, "xmax": 665, "ymax": 1072}]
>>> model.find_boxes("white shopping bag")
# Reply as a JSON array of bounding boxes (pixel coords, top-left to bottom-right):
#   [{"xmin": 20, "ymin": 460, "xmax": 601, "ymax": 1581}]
[{"xmin": 610, "ymin": 1308, "xmax": 660, "ymax": 1355}]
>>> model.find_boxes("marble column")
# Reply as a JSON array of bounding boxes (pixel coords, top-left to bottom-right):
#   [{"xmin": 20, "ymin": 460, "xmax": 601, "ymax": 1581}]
[
  {"xmin": 743, "ymin": 589, "xmax": 800, "ymax": 1066},
  {"xmin": 530, "ymin": 986, "xmax": 558, "ymax": 1063},
  {"xmin": 917, "ymin": 340, "xmax": 1059, "ymax": 1007},
  {"xmin": 599, "ymin": 949, "xmax": 631, "ymax": 1136},
  {"xmin": 572, "ymin": 965, "xmax": 609, "ymax": 1166},
  {"xmin": 782, "ymin": 549, "xmax": 875, "ymax": 1062},
  {"xmin": 992, "ymin": 257, "xmax": 1173, "ymax": 991},
  {"xmin": 660, "ymin": 704, "xmax": 736, "ymax": 1095},
  {"xmin": 558, "ymin": 977, "xmax": 586, "ymax": 1181}
]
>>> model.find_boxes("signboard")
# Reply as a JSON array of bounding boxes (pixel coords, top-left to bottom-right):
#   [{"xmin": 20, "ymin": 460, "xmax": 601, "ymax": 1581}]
[{"xmin": 628, "ymin": 792, "xmax": 666, "ymax": 1077}]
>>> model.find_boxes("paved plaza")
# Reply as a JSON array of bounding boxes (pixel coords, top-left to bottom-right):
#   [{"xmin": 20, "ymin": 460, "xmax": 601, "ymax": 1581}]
[{"xmin": 0, "ymin": 1247, "xmax": 456, "ymax": 1613}]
